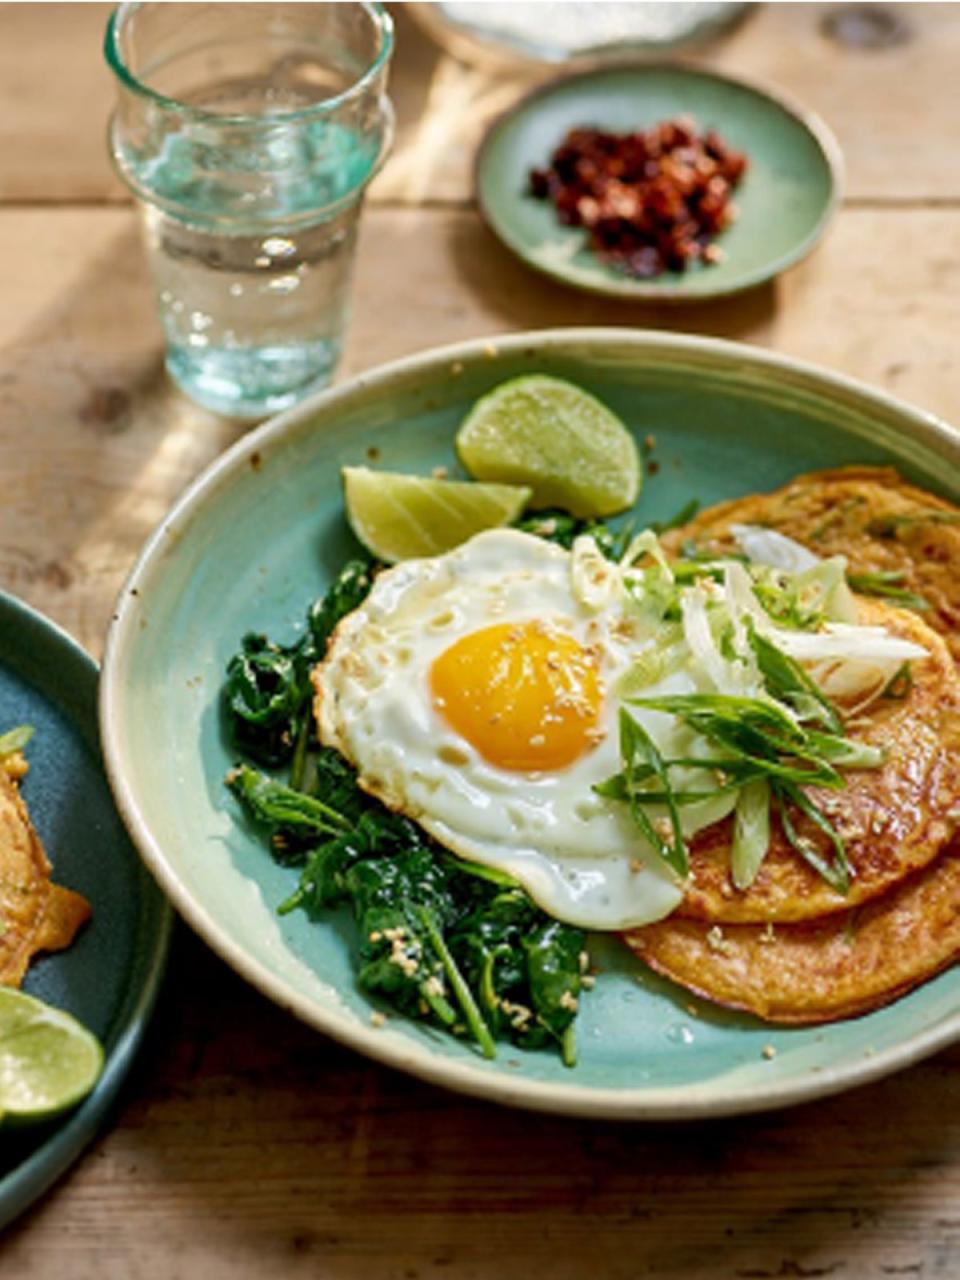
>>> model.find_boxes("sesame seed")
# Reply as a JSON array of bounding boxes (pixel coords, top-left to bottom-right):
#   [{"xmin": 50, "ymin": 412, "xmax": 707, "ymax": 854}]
[
  {"xmin": 762, "ymin": 1044, "xmax": 776, "ymax": 1060},
  {"xmin": 706, "ymin": 925, "xmax": 729, "ymax": 954},
  {"xmin": 370, "ymin": 1011, "xmax": 387, "ymax": 1028}
]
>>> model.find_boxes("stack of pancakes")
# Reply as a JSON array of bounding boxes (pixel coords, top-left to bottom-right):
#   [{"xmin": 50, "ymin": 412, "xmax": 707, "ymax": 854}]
[{"xmin": 625, "ymin": 467, "xmax": 960, "ymax": 1023}]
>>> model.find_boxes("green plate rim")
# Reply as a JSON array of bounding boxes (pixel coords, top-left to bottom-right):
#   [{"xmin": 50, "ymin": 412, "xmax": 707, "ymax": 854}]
[
  {"xmin": 474, "ymin": 60, "xmax": 845, "ymax": 301},
  {"xmin": 100, "ymin": 328, "xmax": 958, "ymax": 1121},
  {"xmin": 0, "ymin": 591, "xmax": 173, "ymax": 1228}
]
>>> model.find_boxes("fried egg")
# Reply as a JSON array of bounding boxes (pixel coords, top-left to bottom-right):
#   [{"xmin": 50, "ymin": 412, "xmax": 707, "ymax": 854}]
[{"xmin": 312, "ymin": 529, "xmax": 736, "ymax": 930}]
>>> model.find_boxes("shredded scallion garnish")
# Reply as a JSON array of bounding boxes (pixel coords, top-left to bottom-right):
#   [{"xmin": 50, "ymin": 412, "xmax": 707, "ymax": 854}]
[
  {"xmin": 867, "ymin": 510, "xmax": 960, "ymax": 537},
  {"xmin": 596, "ymin": 625, "xmax": 884, "ymax": 893},
  {"xmin": 846, "ymin": 570, "xmax": 929, "ymax": 611}
]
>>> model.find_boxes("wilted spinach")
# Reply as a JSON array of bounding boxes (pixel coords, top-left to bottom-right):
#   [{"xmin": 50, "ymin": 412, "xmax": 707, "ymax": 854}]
[
  {"xmin": 223, "ymin": 555, "xmax": 588, "ymax": 1066},
  {"xmin": 222, "ymin": 557, "xmax": 375, "ymax": 771},
  {"xmin": 226, "ymin": 753, "xmax": 586, "ymax": 1064}
]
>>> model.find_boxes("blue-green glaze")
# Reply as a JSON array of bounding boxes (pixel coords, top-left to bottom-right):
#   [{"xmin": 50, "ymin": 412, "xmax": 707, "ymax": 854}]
[
  {"xmin": 476, "ymin": 63, "xmax": 842, "ymax": 300},
  {"xmin": 101, "ymin": 331, "xmax": 959, "ymax": 1119},
  {"xmin": 0, "ymin": 594, "xmax": 172, "ymax": 1227}
]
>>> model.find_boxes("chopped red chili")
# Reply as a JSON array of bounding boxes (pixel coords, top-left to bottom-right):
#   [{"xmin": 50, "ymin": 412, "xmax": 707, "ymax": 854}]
[{"xmin": 529, "ymin": 117, "xmax": 748, "ymax": 278}]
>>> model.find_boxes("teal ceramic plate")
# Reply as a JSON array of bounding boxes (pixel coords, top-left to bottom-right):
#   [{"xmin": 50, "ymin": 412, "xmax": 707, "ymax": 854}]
[
  {"xmin": 0, "ymin": 594, "xmax": 171, "ymax": 1228},
  {"xmin": 100, "ymin": 330, "xmax": 959, "ymax": 1120},
  {"xmin": 476, "ymin": 63, "xmax": 843, "ymax": 299}
]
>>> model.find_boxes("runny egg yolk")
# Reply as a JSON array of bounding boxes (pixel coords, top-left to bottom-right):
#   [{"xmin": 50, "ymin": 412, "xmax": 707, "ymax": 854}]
[{"xmin": 429, "ymin": 621, "xmax": 604, "ymax": 772}]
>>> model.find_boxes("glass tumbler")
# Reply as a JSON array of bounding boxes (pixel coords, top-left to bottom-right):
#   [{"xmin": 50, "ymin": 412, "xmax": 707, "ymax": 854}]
[{"xmin": 105, "ymin": 3, "xmax": 394, "ymax": 418}]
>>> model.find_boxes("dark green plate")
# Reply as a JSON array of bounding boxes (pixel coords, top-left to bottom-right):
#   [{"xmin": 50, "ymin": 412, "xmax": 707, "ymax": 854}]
[
  {"xmin": 476, "ymin": 63, "xmax": 843, "ymax": 299},
  {"xmin": 0, "ymin": 593, "xmax": 171, "ymax": 1228}
]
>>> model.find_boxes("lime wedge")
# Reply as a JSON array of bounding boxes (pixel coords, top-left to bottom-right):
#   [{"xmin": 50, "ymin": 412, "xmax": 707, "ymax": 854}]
[
  {"xmin": 343, "ymin": 467, "xmax": 532, "ymax": 563},
  {"xmin": 456, "ymin": 375, "xmax": 641, "ymax": 518},
  {"xmin": 0, "ymin": 987, "xmax": 104, "ymax": 1126}
]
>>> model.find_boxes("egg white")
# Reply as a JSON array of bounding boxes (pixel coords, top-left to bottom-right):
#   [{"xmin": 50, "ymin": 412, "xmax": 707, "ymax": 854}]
[{"xmin": 314, "ymin": 529, "xmax": 729, "ymax": 930}]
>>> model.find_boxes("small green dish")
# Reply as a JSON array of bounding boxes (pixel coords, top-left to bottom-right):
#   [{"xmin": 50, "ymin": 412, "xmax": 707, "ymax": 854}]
[
  {"xmin": 0, "ymin": 593, "xmax": 172, "ymax": 1228},
  {"xmin": 476, "ymin": 63, "xmax": 843, "ymax": 300},
  {"xmin": 100, "ymin": 330, "xmax": 959, "ymax": 1121}
]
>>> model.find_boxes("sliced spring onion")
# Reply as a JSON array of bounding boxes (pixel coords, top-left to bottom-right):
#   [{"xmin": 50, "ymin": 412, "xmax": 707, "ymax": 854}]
[
  {"xmin": 747, "ymin": 624, "xmax": 843, "ymax": 733},
  {"xmin": 771, "ymin": 623, "xmax": 925, "ymax": 664},
  {"xmin": 881, "ymin": 662, "xmax": 913, "ymax": 699},
  {"xmin": 570, "ymin": 534, "xmax": 621, "ymax": 610},
  {"xmin": 846, "ymin": 570, "xmax": 929, "ymax": 610},
  {"xmin": 867, "ymin": 510, "xmax": 960, "ymax": 537},
  {"xmin": 650, "ymin": 498, "xmax": 700, "ymax": 536},
  {"xmin": 616, "ymin": 632, "xmax": 687, "ymax": 695},
  {"xmin": 616, "ymin": 710, "xmax": 688, "ymax": 879},
  {"xmin": 681, "ymin": 585, "xmax": 751, "ymax": 694},
  {"xmin": 797, "ymin": 558, "xmax": 858, "ymax": 625},
  {"xmin": 775, "ymin": 783, "xmax": 851, "ymax": 894},
  {"xmin": 730, "ymin": 779, "xmax": 771, "ymax": 889},
  {"xmin": 620, "ymin": 527, "xmax": 670, "ymax": 571},
  {"xmin": 0, "ymin": 724, "xmax": 33, "ymax": 758},
  {"xmin": 729, "ymin": 524, "xmax": 820, "ymax": 573},
  {"xmin": 804, "ymin": 732, "xmax": 883, "ymax": 769}
]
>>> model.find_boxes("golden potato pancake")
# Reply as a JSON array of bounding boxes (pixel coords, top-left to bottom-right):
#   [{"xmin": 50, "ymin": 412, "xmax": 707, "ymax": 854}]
[
  {"xmin": 661, "ymin": 466, "xmax": 960, "ymax": 661},
  {"xmin": 626, "ymin": 839, "xmax": 960, "ymax": 1024},
  {"xmin": 678, "ymin": 599, "xmax": 960, "ymax": 923},
  {"xmin": 629, "ymin": 466, "xmax": 960, "ymax": 1021},
  {"xmin": 0, "ymin": 753, "xmax": 90, "ymax": 986}
]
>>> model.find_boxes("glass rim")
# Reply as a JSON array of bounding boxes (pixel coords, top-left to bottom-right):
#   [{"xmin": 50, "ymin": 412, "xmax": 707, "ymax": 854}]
[{"xmin": 104, "ymin": 0, "xmax": 394, "ymax": 123}]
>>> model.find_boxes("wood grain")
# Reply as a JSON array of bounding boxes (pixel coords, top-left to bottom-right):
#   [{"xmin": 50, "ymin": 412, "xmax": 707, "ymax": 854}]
[
  {"xmin": 0, "ymin": 3, "xmax": 959, "ymax": 1277},
  {"xmin": 3, "ymin": 4, "xmax": 960, "ymax": 205},
  {"xmin": 1, "ymin": 931, "xmax": 958, "ymax": 1280},
  {"xmin": 1, "ymin": 202, "xmax": 958, "ymax": 656}
]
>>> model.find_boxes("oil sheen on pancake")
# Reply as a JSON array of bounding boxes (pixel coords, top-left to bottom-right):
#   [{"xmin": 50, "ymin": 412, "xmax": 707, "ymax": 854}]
[
  {"xmin": 0, "ymin": 750, "xmax": 91, "ymax": 986},
  {"xmin": 626, "ymin": 839, "xmax": 960, "ymax": 1024},
  {"xmin": 661, "ymin": 466, "xmax": 960, "ymax": 661},
  {"xmin": 678, "ymin": 599, "xmax": 960, "ymax": 924}
]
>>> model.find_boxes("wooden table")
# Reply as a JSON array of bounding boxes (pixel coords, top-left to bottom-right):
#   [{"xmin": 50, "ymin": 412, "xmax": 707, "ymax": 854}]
[{"xmin": 1, "ymin": 3, "xmax": 958, "ymax": 1275}]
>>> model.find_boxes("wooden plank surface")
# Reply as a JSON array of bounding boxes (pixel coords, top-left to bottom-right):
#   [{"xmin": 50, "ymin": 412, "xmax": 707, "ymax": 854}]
[
  {"xmin": 2, "ymin": 201, "xmax": 959, "ymax": 656},
  {"xmin": 1, "ymin": 2, "xmax": 959, "ymax": 1277},
  {"xmin": 3, "ymin": 3, "xmax": 960, "ymax": 205},
  {"xmin": 1, "ymin": 929, "xmax": 959, "ymax": 1280}
]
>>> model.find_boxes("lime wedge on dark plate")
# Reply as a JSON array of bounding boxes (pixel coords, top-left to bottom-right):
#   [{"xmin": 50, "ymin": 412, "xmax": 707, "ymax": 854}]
[{"xmin": 0, "ymin": 591, "xmax": 171, "ymax": 1229}]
